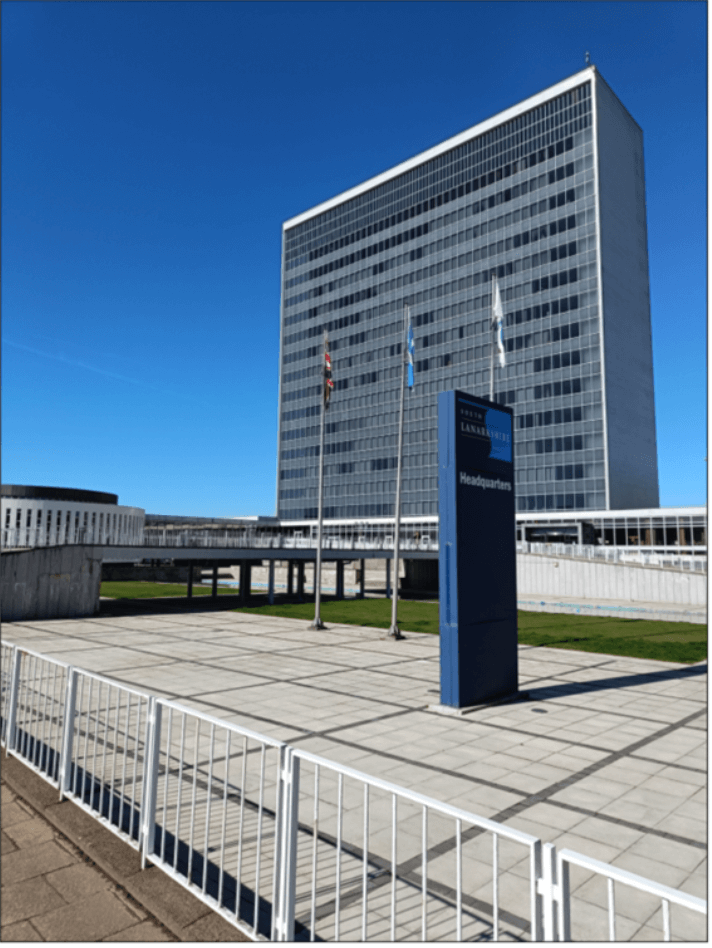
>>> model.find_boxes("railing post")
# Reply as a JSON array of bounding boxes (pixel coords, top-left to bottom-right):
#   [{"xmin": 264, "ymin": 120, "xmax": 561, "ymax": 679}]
[
  {"xmin": 557, "ymin": 851, "xmax": 571, "ymax": 941},
  {"xmin": 58, "ymin": 667, "xmax": 78, "ymax": 800},
  {"xmin": 531, "ymin": 838, "xmax": 545, "ymax": 942},
  {"xmin": 536, "ymin": 842, "xmax": 559, "ymax": 941},
  {"xmin": 5, "ymin": 647, "xmax": 22, "ymax": 754},
  {"xmin": 268, "ymin": 560, "xmax": 275, "ymax": 605},
  {"xmin": 272, "ymin": 745, "xmax": 300, "ymax": 941},
  {"xmin": 141, "ymin": 697, "xmax": 162, "ymax": 868}
]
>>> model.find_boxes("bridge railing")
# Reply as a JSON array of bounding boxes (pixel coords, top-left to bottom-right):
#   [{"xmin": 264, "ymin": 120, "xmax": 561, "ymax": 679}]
[
  {"xmin": 2, "ymin": 527, "xmax": 438, "ymax": 555},
  {"xmin": 516, "ymin": 541, "xmax": 707, "ymax": 572},
  {"xmin": 3, "ymin": 527, "xmax": 706, "ymax": 572}
]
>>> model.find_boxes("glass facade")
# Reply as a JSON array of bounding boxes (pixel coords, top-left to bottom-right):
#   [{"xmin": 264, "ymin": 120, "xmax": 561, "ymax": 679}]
[{"xmin": 277, "ymin": 70, "xmax": 654, "ymax": 520}]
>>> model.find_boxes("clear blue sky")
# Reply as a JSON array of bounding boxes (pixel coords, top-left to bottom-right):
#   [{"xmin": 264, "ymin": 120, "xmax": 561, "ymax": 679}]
[{"xmin": 2, "ymin": 1, "xmax": 706, "ymax": 516}]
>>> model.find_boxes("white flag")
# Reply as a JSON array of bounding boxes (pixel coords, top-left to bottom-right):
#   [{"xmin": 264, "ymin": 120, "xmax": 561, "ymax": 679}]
[
  {"xmin": 492, "ymin": 279, "xmax": 506, "ymax": 369},
  {"xmin": 406, "ymin": 309, "xmax": 415, "ymax": 388}
]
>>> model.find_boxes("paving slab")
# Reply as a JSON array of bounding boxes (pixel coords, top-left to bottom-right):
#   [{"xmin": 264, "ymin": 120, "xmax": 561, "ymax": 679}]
[
  {"xmin": 0, "ymin": 758, "xmax": 250, "ymax": 942},
  {"xmin": 2, "ymin": 607, "xmax": 706, "ymax": 942},
  {"xmin": 0, "ymin": 774, "xmax": 177, "ymax": 942},
  {"xmin": 30, "ymin": 887, "xmax": 146, "ymax": 941},
  {"xmin": 2, "ymin": 875, "xmax": 68, "ymax": 926},
  {"xmin": 2, "ymin": 839, "xmax": 77, "ymax": 885}
]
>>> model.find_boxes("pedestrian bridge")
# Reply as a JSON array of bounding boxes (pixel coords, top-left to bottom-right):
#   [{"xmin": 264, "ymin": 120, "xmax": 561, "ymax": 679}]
[{"xmin": 3, "ymin": 515, "xmax": 706, "ymax": 572}]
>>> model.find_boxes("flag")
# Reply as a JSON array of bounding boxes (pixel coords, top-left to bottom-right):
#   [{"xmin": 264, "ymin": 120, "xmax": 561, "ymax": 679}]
[
  {"xmin": 406, "ymin": 308, "xmax": 415, "ymax": 388},
  {"xmin": 323, "ymin": 333, "xmax": 334, "ymax": 408},
  {"xmin": 492, "ymin": 278, "xmax": 506, "ymax": 369}
]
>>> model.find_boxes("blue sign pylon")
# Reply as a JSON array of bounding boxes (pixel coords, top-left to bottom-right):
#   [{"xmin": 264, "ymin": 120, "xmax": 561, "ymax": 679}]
[{"xmin": 438, "ymin": 390, "xmax": 518, "ymax": 708}]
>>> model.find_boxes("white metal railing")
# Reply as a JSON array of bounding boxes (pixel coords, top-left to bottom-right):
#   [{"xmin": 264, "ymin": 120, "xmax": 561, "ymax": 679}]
[
  {"xmin": 517, "ymin": 541, "xmax": 707, "ymax": 572},
  {"xmin": 4, "ymin": 526, "xmax": 705, "ymax": 571},
  {"xmin": 1, "ymin": 642, "xmax": 15, "ymax": 746},
  {"xmin": 1, "ymin": 640, "xmax": 706, "ymax": 942},
  {"xmin": 289, "ymin": 748, "xmax": 543, "ymax": 941},
  {"xmin": 2, "ymin": 526, "xmax": 139, "ymax": 550},
  {"xmin": 138, "ymin": 531, "xmax": 440, "ymax": 553},
  {"xmin": 142, "ymin": 698, "xmax": 286, "ymax": 940},
  {"xmin": 535, "ymin": 844, "xmax": 707, "ymax": 941},
  {"xmin": 2, "ymin": 527, "xmax": 435, "ymax": 554},
  {"xmin": 59, "ymin": 668, "xmax": 153, "ymax": 849},
  {"xmin": 4, "ymin": 646, "xmax": 70, "ymax": 788}
]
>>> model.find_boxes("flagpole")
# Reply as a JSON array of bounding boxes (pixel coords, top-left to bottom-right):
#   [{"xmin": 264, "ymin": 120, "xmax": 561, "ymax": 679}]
[
  {"xmin": 388, "ymin": 304, "xmax": 408, "ymax": 640},
  {"xmin": 489, "ymin": 272, "xmax": 495, "ymax": 402},
  {"xmin": 310, "ymin": 332, "xmax": 328, "ymax": 630}
]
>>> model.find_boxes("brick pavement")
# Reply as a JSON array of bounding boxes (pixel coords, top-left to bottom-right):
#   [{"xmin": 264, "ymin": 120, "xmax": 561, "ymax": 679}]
[
  {"xmin": 1, "ymin": 776, "xmax": 174, "ymax": 942},
  {"xmin": 1, "ymin": 754, "xmax": 250, "ymax": 942}
]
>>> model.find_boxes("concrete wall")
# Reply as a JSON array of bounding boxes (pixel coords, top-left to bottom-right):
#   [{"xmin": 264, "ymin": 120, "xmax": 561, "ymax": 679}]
[
  {"xmin": 239, "ymin": 556, "xmax": 705, "ymax": 606},
  {"xmin": 516, "ymin": 552, "xmax": 705, "ymax": 606},
  {"xmin": 1, "ymin": 546, "xmax": 102, "ymax": 621},
  {"xmin": 102, "ymin": 564, "xmax": 202, "ymax": 583},
  {"xmin": 404, "ymin": 559, "xmax": 439, "ymax": 591}
]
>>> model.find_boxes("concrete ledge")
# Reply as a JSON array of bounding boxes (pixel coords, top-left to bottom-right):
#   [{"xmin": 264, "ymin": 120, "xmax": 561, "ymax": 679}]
[
  {"xmin": 428, "ymin": 691, "xmax": 530, "ymax": 716},
  {"xmin": 1, "ymin": 751, "xmax": 252, "ymax": 942},
  {"xmin": 518, "ymin": 598, "xmax": 707, "ymax": 624}
]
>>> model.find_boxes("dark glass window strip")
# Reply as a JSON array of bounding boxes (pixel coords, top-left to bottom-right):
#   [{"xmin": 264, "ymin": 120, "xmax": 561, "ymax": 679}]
[
  {"xmin": 518, "ymin": 493, "xmax": 586, "ymax": 511},
  {"xmin": 285, "ymin": 83, "xmax": 591, "ymax": 263}
]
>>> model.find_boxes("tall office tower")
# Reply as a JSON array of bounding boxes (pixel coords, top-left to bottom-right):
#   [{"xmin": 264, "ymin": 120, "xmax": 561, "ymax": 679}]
[{"xmin": 277, "ymin": 66, "xmax": 659, "ymax": 520}]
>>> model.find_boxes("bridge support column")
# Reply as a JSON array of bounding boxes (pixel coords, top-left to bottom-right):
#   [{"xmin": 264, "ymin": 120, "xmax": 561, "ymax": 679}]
[
  {"xmin": 287, "ymin": 561, "xmax": 294, "ymax": 596},
  {"xmin": 212, "ymin": 562, "xmax": 219, "ymax": 598},
  {"xmin": 336, "ymin": 560, "xmax": 344, "ymax": 600},
  {"xmin": 386, "ymin": 558, "xmax": 392, "ymax": 599},
  {"xmin": 268, "ymin": 560, "xmax": 275, "ymax": 605},
  {"xmin": 359, "ymin": 559, "xmax": 366, "ymax": 598},
  {"xmin": 296, "ymin": 561, "xmax": 305, "ymax": 601},
  {"xmin": 240, "ymin": 560, "xmax": 251, "ymax": 603},
  {"xmin": 187, "ymin": 560, "xmax": 193, "ymax": 599}
]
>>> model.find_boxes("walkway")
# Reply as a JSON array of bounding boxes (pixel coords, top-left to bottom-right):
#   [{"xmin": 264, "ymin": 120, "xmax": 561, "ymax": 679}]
[
  {"xmin": 1, "ymin": 753, "xmax": 250, "ymax": 942},
  {"xmin": 1, "ymin": 772, "xmax": 173, "ymax": 942}
]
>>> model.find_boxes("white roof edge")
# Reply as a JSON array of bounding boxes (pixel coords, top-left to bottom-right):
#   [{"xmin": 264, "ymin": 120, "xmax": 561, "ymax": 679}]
[{"xmin": 283, "ymin": 67, "xmax": 596, "ymax": 232}]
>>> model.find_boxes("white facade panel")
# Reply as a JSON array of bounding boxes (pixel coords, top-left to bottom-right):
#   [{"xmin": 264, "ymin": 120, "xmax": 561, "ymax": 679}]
[{"xmin": 2, "ymin": 497, "xmax": 145, "ymax": 548}]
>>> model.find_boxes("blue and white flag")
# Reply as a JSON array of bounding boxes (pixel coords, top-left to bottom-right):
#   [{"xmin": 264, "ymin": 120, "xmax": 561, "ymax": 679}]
[
  {"xmin": 406, "ymin": 309, "xmax": 415, "ymax": 388},
  {"xmin": 492, "ymin": 279, "xmax": 506, "ymax": 369}
]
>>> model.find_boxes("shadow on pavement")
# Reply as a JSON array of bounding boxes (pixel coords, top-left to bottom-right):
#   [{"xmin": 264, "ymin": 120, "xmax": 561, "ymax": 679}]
[{"xmin": 526, "ymin": 661, "xmax": 707, "ymax": 702}]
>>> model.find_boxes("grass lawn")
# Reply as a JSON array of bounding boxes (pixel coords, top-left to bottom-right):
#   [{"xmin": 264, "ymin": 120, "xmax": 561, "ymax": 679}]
[
  {"xmin": 98, "ymin": 583, "xmax": 706, "ymax": 663},
  {"xmin": 234, "ymin": 598, "xmax": 707, "ymax": 665},
  {"xmin": 100, "ymin": 581, "xmax": 240, "ymax": 599}
]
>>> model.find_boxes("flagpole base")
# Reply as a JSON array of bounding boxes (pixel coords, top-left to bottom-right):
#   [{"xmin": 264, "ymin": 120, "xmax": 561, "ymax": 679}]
[
  {"xmin": 386, "ymin": 624, "xmax": 404, "ymax": 640},
  {"xmin": 309, "ymin": 618, "xmax": 328, "ymax": 630}
]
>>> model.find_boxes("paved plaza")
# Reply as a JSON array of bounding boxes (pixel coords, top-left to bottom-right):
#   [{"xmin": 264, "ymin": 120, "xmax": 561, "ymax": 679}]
[{"xmin": 2, "ymin": 605, "xmax": 707, "ymax": 940}]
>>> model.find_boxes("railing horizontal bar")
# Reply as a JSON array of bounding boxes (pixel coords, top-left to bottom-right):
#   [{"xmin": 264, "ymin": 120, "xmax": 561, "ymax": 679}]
[
  {"xmin": 10, "ymin": 646, "xmax": 71, "ymax": 669},
  {"xmin": 73, "ymin": 668, "xmax": 150, "ymax": 698},
  {"xmin": 557, "ymin": 850, "xmax": 707, "ymax": 913},
  {"xmin": 293, "ymin": 748, "xmax": 538, "ymax": 847},
  {"xmin": 155, "ymin": 698, "xmax": 284, "ymax": 748}
]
